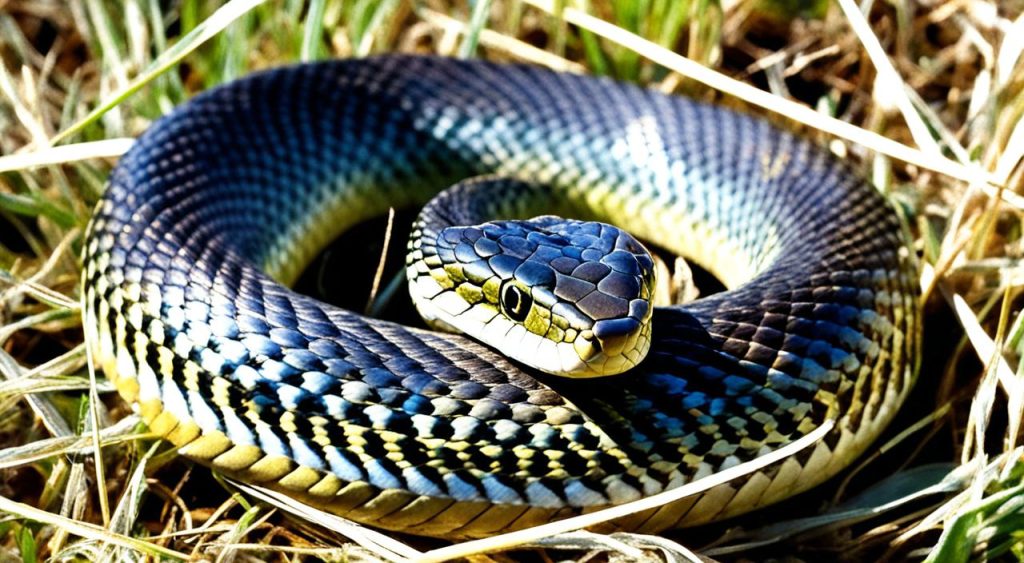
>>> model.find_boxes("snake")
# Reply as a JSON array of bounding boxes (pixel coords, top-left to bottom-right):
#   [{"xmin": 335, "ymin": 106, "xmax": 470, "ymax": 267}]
[{"xmin": 82, "ymin": 55, "xmax": 921, "ymax": 539}]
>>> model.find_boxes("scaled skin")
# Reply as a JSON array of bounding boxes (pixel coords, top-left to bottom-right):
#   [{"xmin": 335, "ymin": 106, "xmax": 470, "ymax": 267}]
[{"xmin": 83, "ymin": 56, "xmax": 921, "ymax": 539}]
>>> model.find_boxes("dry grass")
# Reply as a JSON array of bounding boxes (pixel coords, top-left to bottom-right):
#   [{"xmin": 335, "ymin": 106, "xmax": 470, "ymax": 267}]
[{"xmin": 1, "ymin": 0, "xmax": 1023, "ymax": 561}]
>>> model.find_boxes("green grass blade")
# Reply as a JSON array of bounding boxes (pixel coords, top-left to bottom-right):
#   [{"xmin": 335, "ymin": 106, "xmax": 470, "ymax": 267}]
[
  {"xmin": 52, "ymin": 0, "xmax": 268, "ymax": 145},
  {"xmin": 0, "ymin": 192, "xmax": 76, "ymax": 229},
  {"xmin": 459, "ymin": 0, "xmax": 493, "ymax": 58},
  {"xmin": 301, "ymin": 0, "xmax": 329, "ymax": 61}
]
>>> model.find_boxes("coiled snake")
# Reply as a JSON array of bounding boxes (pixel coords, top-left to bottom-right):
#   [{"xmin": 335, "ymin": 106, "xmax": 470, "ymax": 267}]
[{"xmin": 82, "ymin": 55, "xmax": 920, "ymax": 539}]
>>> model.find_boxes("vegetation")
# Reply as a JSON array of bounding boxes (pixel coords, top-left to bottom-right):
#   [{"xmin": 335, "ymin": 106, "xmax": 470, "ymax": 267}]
[{"xmin": 0, "ymin": 0, "xmax": 1023, "ymax": 560}]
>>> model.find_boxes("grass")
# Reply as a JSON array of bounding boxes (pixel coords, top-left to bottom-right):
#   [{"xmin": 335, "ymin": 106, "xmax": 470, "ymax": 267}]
[{"xmin": 1, "ymin": 0, "xmax": 1023, "ymax": 560}]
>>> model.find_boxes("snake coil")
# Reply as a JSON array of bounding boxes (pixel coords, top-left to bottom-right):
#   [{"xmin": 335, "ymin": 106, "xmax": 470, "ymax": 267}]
[{"xmin": 83, "ymin": 55, "xmax": 920, "ymax": 538}]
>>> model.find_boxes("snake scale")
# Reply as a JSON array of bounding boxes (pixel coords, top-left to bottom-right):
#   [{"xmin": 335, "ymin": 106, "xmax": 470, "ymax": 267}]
[{"xmin": 82, "ymin": 55, "xmax": 920, "ymax": 539}]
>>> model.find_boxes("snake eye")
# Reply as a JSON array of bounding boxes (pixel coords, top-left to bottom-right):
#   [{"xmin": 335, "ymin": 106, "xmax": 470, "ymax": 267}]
[{"xmin": 500, "ymin": 283, "xmax": 532, "ymax": 322}]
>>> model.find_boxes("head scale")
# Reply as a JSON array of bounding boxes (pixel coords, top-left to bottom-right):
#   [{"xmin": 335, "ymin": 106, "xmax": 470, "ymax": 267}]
[{"xmin": 408, "ymin": 212, "xmax": 656, "ymax": 378}]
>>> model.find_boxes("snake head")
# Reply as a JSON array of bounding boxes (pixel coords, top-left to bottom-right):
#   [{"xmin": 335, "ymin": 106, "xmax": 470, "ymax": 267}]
[{"xmin": 408, "ymin": 214, "xmax": 657, "ymax": 378}]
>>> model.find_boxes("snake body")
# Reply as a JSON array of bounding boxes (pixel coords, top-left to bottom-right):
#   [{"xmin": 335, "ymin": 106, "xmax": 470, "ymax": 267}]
[{"xmin": 83, "ymin": 55, "xmax": 920, "ymax": 538}]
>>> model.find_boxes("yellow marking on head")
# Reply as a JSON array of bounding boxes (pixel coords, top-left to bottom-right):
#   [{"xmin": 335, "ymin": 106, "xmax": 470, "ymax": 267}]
[
  {"xmin": 456, "ymin": 283, "xmax": 484, "ymax": 304},
  {"xmin": 431, "ymin": 270, "xmax": 454, "ymax": 289},
  {"xmin": 573, "ymin": 338, "xmax": 596, "ymax": 362},
  {"xmin": 423, "ymin": 255, "xmax": 442, "ymax": 267},
  {"xmin": 443, "ymin": 263, "xmax": 466, "ymax": 283},
  {"xmin": 551, "ymin": 315, "xmax": 569, "ymax": 331},
  {"xmin": 546, "ymin": 324, "xmax": 565, "ymax": 343},
  {"xmin": 481, "ymin": 278, "xmax": 501, "ymax": 303},
  {"xmin": 523, "ymin": 307, "xmax": 551, "ymax": 336}
]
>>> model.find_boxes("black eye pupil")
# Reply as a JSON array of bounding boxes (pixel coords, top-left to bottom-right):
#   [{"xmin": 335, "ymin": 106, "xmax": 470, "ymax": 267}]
[
  {"xmin": 501, "ymin": 284, "xmax": 531, "ymax": 322},
  {"xmin": 505, "ymin": 286, "xmax": 520, "ymax": 309}
]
